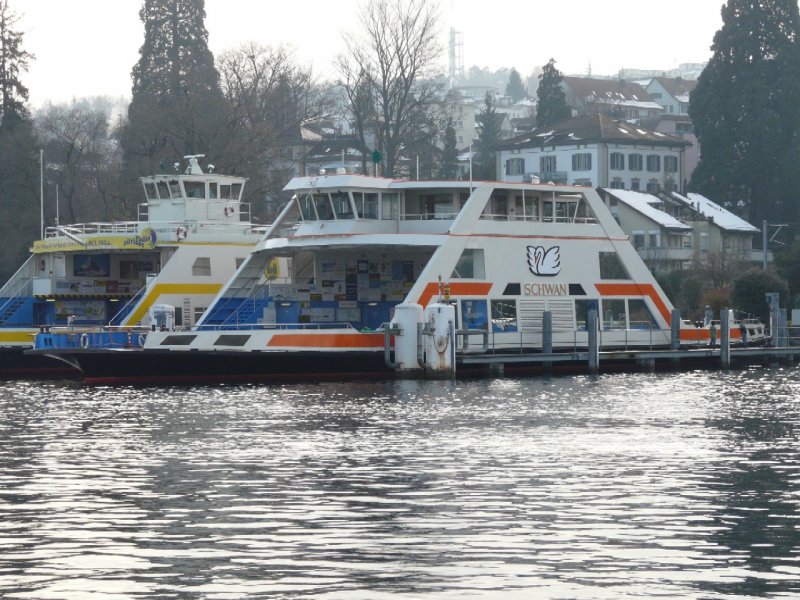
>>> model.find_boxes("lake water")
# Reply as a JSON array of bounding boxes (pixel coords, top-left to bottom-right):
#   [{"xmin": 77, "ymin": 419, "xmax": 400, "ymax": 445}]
[{"xmin": 0, "ymin": 368, "xmax": 799, "ymax": 599}]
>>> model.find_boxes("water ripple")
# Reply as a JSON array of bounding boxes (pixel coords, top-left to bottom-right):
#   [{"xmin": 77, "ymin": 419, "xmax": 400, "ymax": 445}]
[{"xmin": 1, "ymin": 368, "xmax": 799, "ymax": 598}]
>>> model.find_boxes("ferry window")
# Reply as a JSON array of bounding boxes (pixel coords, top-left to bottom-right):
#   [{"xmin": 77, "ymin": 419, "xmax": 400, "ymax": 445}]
[
  {"xmin": 599, "ymin": 251, "xmax": 630, "ymax": 280},
  {"xmin": 628, "ymin": 299, "xmax": 656, "ymax": 329},
  {"xmin": 169, "ymin": 180, "xmax": 183, "ymax": 198},
  {"xmin": 231, "ymin": 183, "xmax": 243, "ymax": 200},
  {"xmin": 629, "ymin": 154, "xmax": 643, "ymax": 171},
  {"xmin": 192, "ymin": 257, "xmax": 211, "ymax": 276},
  {"xmin": 314, "ymin": 193, "xmax": 335, "ymax": 220},
  {"xmin": 461, "ymin": 299, "xmax": 488, "ymax": 330},
  {"xmin": 381, "ymin": 193, "xmax": 399, "ymax": 220},
  {"xmin": 157, "ymin": 181, "xmax": 170, "ymax": 199},
  {"xmin": 219, "ymin": 184, "xmax": 232, "ymax": 199},
  {"xmin": 184, "ymin": 181, "xmax": 205, "ymax": 198},
  {"xmin": 451, "ymin": 248, "xmax": 485, "ymax": 279},
  {"xmin": 610, "ymin": 152, "xmax": 625, "ymax": 170},
  {"xmin": 602, "ymin": 299, "xmax": 626, "ymax": 330},
  {"xmin": 363, "ymin": 193, "xmax": 379, "ymax": 219},
  {"xmin": 175, "ymin": 307, "xmax": 183, "ymax": 327},
  {"xmin": 235, "ymin": 257, "xmax": 245, "ymax": 269},
  {"xmin": 193, "ymin": 307, "xmax": 206, "ymax": 323},
  {"xmin": 144, "ymin": 182, "xmax": 158, "ymax": 200},
  {"xmin": 575, "ymin": 299, "xmax": 599, "ymax": 331},
  {"xmin": 491, "ymin": 194, "xmax": 508, "ymax": 219},
  {"xmin": 491, "ymin": 299, "xmax": 518, "ymax": 333},
  {"xmin": 209, "ymin": 183, "xmax": 218, "ymax": 199},
  {"xmin": 332, "ymin": 191, "xmax": 354, "ymax": 219},
  {"xmin": 572, "ymin": 153, "xmax": 592, "ymax": 171},
  {"xmin": 505, "ymin": 157, "xmax": 525, "ymax": 176},
  {"xmin": 523, "ymin": 195, "xmax": 539, "ymax": 220},
  {"xmin": 459, "ymin": 193, "xmax": 469, "ymax": 209},
  {"xmin": 298, "ymin": 195, "xmax": 316, "ymax": 220}
]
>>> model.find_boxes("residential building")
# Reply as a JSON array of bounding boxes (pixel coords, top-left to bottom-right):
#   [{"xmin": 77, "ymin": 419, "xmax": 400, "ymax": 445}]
[
  {"xmin": 496, "ymin": 113, "xmax": 690, "ymax": 192},
  {"xmin": 561, "ymin": 77, "xmax": 663, "ymax": 120},
  {"xmin": 644, "ymin": 77, "xmax": 697, "ymax": 116},
  {"xmin": 599, "ymin": 188, "xmax": 767, "ymax": 273},
  {"xmin": 600, "ymin": 188, "xmax": 692, "ymax": 273}
]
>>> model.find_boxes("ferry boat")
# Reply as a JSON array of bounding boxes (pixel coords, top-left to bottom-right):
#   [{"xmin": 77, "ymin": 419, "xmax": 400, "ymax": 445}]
[
  {"xmin": 3, "ymin": 155, "xmax": 262, "ymax": 376},
  {"xmin": 33, "ymin": 175, "xmax": 749, "ymax": 384}
]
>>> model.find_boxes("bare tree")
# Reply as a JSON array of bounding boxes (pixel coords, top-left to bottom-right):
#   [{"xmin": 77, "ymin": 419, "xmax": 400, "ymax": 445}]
[
  {"xmin": 218, "ymin": 43, "xmax": 335, "ymax": 217},
  {"xmin": 337, "ymin": 0, "xmax": 443, "ymax": 177},
  {"xmin": 35, "ymin": 99, "xmax": 123, "ymax": 222}
]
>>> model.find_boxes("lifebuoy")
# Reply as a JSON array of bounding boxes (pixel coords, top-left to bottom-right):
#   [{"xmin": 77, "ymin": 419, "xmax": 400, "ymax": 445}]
[
  {"xmin": 80, "ymin": 333, "xmax": 89, "ymax": 349},
  {"xmin": 176, "ymin": 226, "xmax": 188, "ymax": 241}
]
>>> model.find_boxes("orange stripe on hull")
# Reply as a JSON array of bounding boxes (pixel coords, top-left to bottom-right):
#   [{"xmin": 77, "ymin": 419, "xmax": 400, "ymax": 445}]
[
  {"xmin": 267, "ymin": 333, "xmax": 386, "ymax": 349},
  {"xmin": 595, "ymin": 283, "xmax": 671, "ymax": 323},
  {"xmin": 680, "ymin": 328, "xmax": 742, "ymax": 341},
  {"xmin": 417, "ymin": 282, "xmax": 493, "ymax": 308}
]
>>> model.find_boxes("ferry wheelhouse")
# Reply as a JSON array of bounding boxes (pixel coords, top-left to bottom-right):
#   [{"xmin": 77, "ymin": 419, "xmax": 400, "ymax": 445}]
[
  {"xmin": 35, "ymin": 175, "xmax": 742, "ymax": 384},
  {"xmin": 3, "ymin": 155, "xmax": 262, "ymax": 376}
]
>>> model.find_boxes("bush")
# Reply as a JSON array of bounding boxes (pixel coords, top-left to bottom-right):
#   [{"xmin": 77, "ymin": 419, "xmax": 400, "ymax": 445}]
[{"xmin": 731, "ymin": 269, "xmax": 790, "ymax": 322}]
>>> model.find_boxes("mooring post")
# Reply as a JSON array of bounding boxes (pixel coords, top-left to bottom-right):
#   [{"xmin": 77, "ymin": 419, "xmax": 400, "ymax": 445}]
[
  {"xmin": 720, "ymin": 308, "xmax": 731, "ymax": 368},
  {"xmin": 588, "ymin": 308, "xmax": 599, "ymax": 374},
  {"xmin": 671, "ymin": 309, "xmax": 681, "ymax": 350}
]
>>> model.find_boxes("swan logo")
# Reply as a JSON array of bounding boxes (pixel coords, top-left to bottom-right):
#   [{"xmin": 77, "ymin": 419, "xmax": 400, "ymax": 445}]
[{"xmin": 527, "ymin": 245, "xmax": 561, "ymax": 277}]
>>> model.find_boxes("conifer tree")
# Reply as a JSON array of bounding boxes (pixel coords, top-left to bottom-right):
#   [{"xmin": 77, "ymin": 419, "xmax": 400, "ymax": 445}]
[
  {"xmin": 505, "ymin": 68, "xmax": 527, "ymax": 103},
  {"xmin": 0, "ymin": 0, "xmax": 32, "ymax": 128},
  {"xmin": 439, "ymin": 116, "xmax": 458, "ymax": 179},
  {"xmin": 536, "ymin": 58, "xmax": 571, "ymax": 128},
  {"xmin": 474, "ymin": 92, "xmax": 502, "ymax": 180},
  {"xmin": 690, "ymin": 0, "xmax": 800, "ymax": 225},
  {"xmin": 0, "ymin": 0, "xmax": 38, "ymax": 279},
  {"xmin": 119, "ymin": 0, "xmax": 229, "ymax": 181}
]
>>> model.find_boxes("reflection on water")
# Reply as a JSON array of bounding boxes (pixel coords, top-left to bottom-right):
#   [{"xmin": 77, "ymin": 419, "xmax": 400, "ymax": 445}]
[{"xmin": 0, "ymin": 368, "xmax": 799, "ymax": 598}]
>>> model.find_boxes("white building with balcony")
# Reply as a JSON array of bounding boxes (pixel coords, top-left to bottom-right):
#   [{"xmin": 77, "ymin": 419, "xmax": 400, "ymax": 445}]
[{"xmin": 496, "ymin": 114, "xmax": 690, "ymax": 193}]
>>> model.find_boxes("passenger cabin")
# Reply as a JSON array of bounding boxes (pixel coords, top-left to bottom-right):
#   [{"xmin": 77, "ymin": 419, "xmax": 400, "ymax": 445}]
[{"xmin": 199, "ymin": 176, "xmax": 606, "ymax": 334}]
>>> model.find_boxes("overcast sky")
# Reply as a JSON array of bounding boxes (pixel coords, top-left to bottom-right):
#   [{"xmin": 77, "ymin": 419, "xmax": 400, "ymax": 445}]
[{"xmin": 20, "ymin": 0, "xmax": 725, "ymax": 107}]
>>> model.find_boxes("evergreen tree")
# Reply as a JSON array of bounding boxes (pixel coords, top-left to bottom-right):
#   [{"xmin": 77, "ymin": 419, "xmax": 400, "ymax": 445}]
[
  {"xmin": 439, "ymin": 116, "xmax": 458, "ymax": 179},
  {"xmin": 0, "ymin": 0, "xmax": 38, "ymax": 280},
  {"xmin": 0, "ymin": 0, "xmax": 32, "ymax": 128},
  {"xmin": 690, "ymin": 0, "xmax": 800, "ymax": 225},
  {"xmin": 536, "ymin": 58, "xmax": 571, "ymax": 128},
  {"xmin": 505, "ymin": 68, "xmax": 527, "ymax": 103},
  {"xmin": 119, "ymin": 0, "xmax": 229, "ymax": 182},
  {"xmin": 474, "ymin": 92, "xmax": 502, "ymax": 180}
]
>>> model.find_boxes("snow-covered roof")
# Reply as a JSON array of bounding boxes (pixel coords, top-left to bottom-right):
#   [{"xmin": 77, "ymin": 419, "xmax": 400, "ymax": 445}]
[
  {"xmin": 672, "ymin": 192, "xmax": 759, "ymax": 232},
  {"xmin": 603, "ymin": 189, "xmax": 691, "ymax": 230}
]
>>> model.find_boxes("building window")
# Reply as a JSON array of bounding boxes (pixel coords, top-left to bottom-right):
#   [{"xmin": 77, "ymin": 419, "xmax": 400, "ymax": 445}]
[
  {"xmin": 610, "ymin": 178, "xmax": 624, "ymax": 189},
  {"xmin": 610, "ymin": 152, "xmax": 625, "ymax": 170},
  {"xmin": 646, "ymin": 179, "xmax": 660, "ymax": 193},
  {"xmin": 192, "ymin": 257, "xmax": 211, "ymax": 276},
  {"xmin": 572, "ymin": 153, "xmax": 592, "ymax": 171},
  {"xmin": 632, "ymin": 231, "xmax": 645, "ymax": 248},
  {"xmin": 506, "ymin": 157, "xmax": 525, "ymax": 176},
  {"xmin": 631, "ymin": 178, "xmax": 640, "ymax": 191},
  {"xmin": 540, "ymin": 155, "xmax": 557, "ymax": 173},
  {"xmin": 573, "ymin": 178, "xmax": 592, "ymax": 187},
  {"xmin": 649, "ymin": 231, "xmax": 660, "ymax": 247},
  {"xmin": 647, "ymin": 155, "xmax": 661, "ymax": 172},
  {"xmin": 599, "ymin": 251, "xmax": 630, "ymax": 280},
  {"xmin": 629, "ymin": 153, "xmax": 643, "ymax": 171},
  {"xmin": 664, "ymin": 156, "xmax": 678, "ymax": 173}
]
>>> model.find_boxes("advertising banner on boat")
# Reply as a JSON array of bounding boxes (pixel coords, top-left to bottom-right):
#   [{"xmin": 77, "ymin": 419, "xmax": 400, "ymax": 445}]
[
  {"xmin": 55, "ymin": 299, "xmax": 106, "ymax": 322},
  {"xmin": 32, "ymin": 228, "xmax": 158, "ymax": 254}
]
